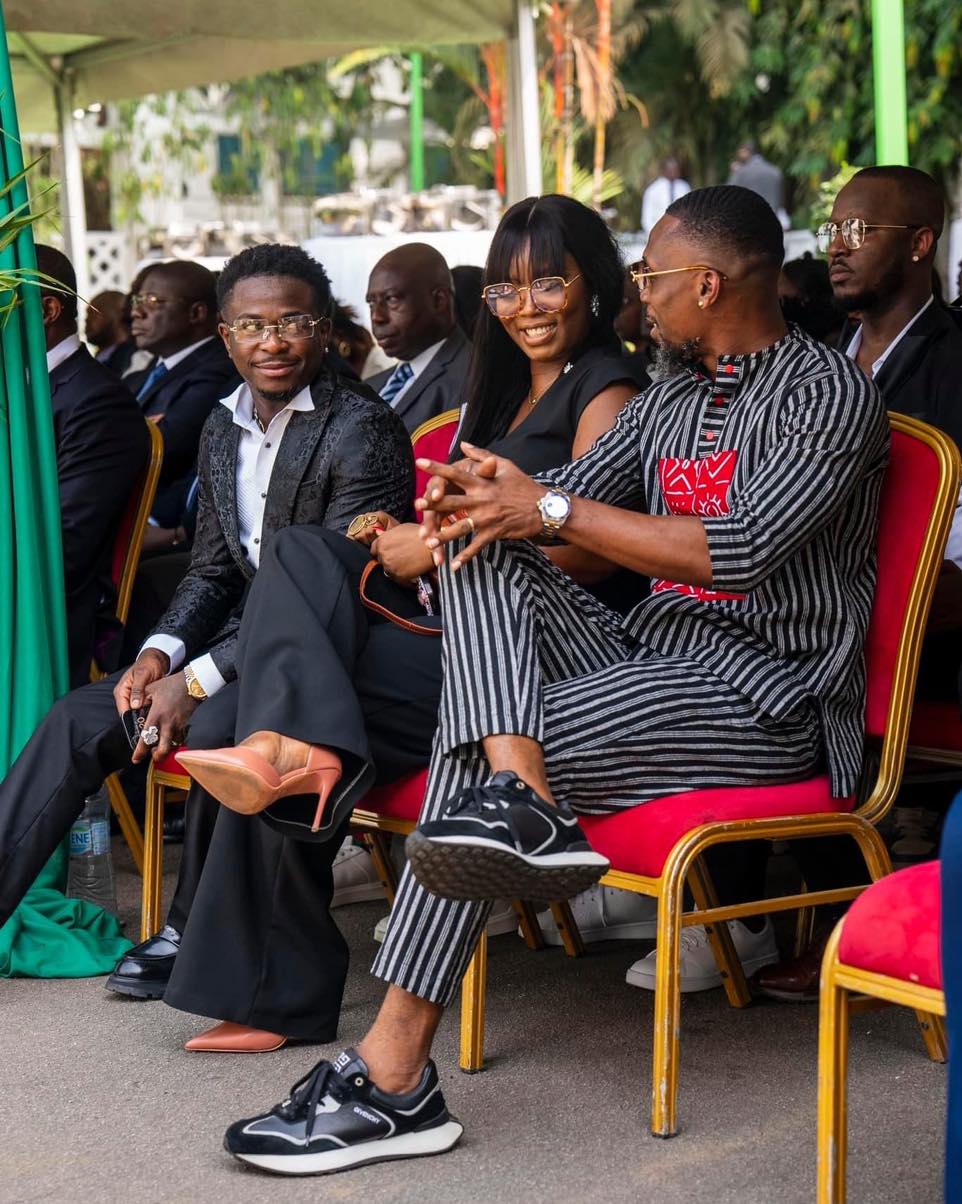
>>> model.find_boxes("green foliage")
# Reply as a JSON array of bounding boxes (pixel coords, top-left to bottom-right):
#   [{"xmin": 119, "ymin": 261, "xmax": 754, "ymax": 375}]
[
  {"xmin": 811, "ymin": 162, "xmax": 860, "ymax": 227},
  {"xmin": 0, "ymin": 149, "xmax": 62, "ymax": 321}
]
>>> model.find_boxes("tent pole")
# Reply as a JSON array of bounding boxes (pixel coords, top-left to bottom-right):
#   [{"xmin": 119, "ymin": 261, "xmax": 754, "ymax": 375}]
[
  {"xmin": 54, "ymin": 73, "xmax": 90, "ymax": 301},
  {"xmin": 506, "ymin": 0, "xmax": 543, "ymax": 204},
  {"xmin": 409, "ymin": 52, "xmax": 425, "ymax": 191},
  {"xmin": 871, "ymin": 0, "xmax": 908, "ymax": 165}
]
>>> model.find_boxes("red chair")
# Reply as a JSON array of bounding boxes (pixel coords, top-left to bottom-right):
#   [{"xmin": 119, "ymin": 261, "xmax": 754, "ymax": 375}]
[
  {"xmin": 139, "ymin": 410, "xmax": 462, "ymax": 940},
  {"xmin": 93, "ymin": 420, "xmax": 164, "ymax": 875},
  {"xmin": 351, "ymin": 413, "xmax": 960, "ymax": 1136},
  {"xmin": 817, "ymin": 861, "xmax": 944, "ymax": 1203}
]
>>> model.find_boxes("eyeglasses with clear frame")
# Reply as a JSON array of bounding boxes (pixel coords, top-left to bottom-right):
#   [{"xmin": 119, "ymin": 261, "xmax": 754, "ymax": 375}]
[
  {"xmin": 481, "ymin": 273, "xmax": 582, "ymax": 319},
  {"xmin": 815, "ymin": 217, "xmax": 919, "ymax": 254},
  {"xmin": 630, "ymin": 264, "xmax": 728, "ymax": 295},
  {"xmin": 130, "ymin": 292, "xmax": 187, "ymax": 312},
  {"xmin": 224, "ymin": 314, "xmax": 328, "ymax": 344}
]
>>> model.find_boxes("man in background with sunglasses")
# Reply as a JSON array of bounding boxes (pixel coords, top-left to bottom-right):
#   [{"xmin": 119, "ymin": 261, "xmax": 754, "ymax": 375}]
[
  {"xmin": 127, "ymin": 261, "xmax": 240, "ymax": 531},
  {"xmin": 0, "ymin": 245, "xmax": 414, "ymax": 1038},
  {"xmin": 758, "ymin": 164, "xmax": 962, "ymax": 1002}
]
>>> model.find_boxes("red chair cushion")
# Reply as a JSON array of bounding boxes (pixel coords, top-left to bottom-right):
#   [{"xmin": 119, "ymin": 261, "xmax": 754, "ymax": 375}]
[
  {"xmin": 909, "ymin": 699, "xmax": 962, "ymax": 753},
  {"xmin": 837, "ymin": 861, "xmax": 942, "ymax": 990},
  {"xmin": 411, "ymin": 418, "xmax": 458, "ymax": 500},
  {"xmin": 160, "ymin": 750, "xmax": 190, "ymax": 777},
  {"xmin": 361, "ymin": 771, "xmax": 851, "ymax": 878}
]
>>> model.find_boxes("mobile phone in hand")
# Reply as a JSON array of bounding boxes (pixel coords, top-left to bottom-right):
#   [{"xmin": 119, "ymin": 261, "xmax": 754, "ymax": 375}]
[{"xmin": 121, "ymin": 707, "xmax": 147, "ymax": 751}]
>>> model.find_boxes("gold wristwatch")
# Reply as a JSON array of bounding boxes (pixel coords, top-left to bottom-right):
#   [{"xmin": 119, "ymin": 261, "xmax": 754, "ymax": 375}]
[{"xmin": 184, "ymin": 664, "xmax": 208, "ymax": 701}]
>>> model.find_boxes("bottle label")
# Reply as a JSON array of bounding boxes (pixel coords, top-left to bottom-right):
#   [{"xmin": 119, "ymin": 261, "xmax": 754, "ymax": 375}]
[
  {"xmin": 69, "ymin": 821, "xmax": 93, "ymax": 857},
  {"xmin": 90, "ymin": 819, "xmax": 110, "ymax": 857}
]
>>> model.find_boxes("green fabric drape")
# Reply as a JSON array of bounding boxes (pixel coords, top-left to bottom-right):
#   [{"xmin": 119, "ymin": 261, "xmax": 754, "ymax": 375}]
[{"xmin": 0, "ymin": 6, "xmax": 131, "ymax": 976}]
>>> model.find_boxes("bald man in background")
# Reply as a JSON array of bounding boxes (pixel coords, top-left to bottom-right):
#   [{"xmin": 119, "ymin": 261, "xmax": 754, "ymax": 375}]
[
  {"xmin": 128, "ymin": 260, "xmax": 240, "ymax": 527},
  {"xmin": 366, "ymin": 243, "xmax": 471, "ymax": 434}
]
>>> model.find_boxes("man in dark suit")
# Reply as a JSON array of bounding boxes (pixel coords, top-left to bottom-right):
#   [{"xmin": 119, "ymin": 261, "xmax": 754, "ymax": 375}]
[
  {"xmin": 758, "ymin": 164, "xmax": 962, "ymax": 1001},
  {"xmin": 127, "ymin": 260, "xmax": 240, "ymax": 527},
  {"xmin": 36, "ymin": 246, "xmax": 150, "ymax": 688},
  {"xmin": 365, "ymin": 243, "xmax": 471, "ymax": 435},
  {"xmin": 0, "ymin": 246, "xmax": 414, "ymax": 1006}
]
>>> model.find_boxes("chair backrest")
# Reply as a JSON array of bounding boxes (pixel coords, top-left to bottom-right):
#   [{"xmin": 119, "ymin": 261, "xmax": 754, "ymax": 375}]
[
  {"xmin": 859, "ymin": 412, "xmax": 960, "ymax": 821},
  {"xmin": 111, "ymin": 419, "xmax": 165, "ymax": 625},
  {"xmin": 410, "ymin": 408, "xmax": 461, "ymax": 501}
]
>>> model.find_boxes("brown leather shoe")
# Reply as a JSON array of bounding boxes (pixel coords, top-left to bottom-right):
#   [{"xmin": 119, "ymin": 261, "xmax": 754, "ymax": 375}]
[
  {"xmin": 753, "ymin": 920, "xmax": 837, "ymax": 1002},
  {"xmin": 184, "ymin": 1021, "xmax": 287, "ymax": 1053}
]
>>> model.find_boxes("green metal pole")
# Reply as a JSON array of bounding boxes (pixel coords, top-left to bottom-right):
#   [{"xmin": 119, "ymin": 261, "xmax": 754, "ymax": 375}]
[
  {"xmin": 409, "ymin": 51, "xmax": 425, "ymax": 191},
  {"xmin": 871, "ymin": 0, "xmax": 909, "ymax": 164}
]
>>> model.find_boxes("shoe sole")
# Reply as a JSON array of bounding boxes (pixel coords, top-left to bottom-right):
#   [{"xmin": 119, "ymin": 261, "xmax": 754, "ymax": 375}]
[
  {"xmin": 331, "ymin": 882, "xmax": 388, "ymax": 907},
  {"xmin": 104, "ymin": 974, "xmax": 166, "ymax": 1000},
  {"xmin": 406, "ymin": 831, "xmax": 608, "ymax": 904},
  {"xmin": 626, "ymin": 950, "xmax": 779, "ymax": 995},
  {"xmin": 227, "ymin": 1118, "xmax": 464, "ymax": 1176}
]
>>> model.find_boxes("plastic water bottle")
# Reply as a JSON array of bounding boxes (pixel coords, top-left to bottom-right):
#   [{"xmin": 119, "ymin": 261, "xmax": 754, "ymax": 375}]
[{"xmin": 67, "ymin": 790, "xmax": 117, "ymax": 915}]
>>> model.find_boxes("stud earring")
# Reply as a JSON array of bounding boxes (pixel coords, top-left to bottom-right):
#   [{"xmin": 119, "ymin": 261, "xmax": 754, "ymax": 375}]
[
  {"xmin": 590, "ymin": 293, "xmax": 600, "ymax": 317},
  {"xmin": 912, "ymin": 254, "xmax": 920, "ymax": 262},
  {"xmin": 697, "ymin": 299, "xmax": 705, "ymax": 309}
]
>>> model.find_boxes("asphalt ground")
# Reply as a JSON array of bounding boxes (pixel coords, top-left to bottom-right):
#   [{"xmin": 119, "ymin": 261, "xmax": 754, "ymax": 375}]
[{"xmin": 0, "ymin": 844, "xmax": 946, "ymax": 1204}]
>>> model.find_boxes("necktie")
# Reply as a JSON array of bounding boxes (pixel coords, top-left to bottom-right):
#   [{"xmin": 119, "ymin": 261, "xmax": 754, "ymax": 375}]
[
  {"xmin": 379, "ymin": 361, "xmax": 413, "ymax": 406},
  {"xmin": 137, "ymin": 359, "xmax": 169, "ymax": 401}
]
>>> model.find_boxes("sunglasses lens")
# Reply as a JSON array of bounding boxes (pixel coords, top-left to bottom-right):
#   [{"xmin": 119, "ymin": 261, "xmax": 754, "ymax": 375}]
[
  {"xmin": 842, "ymin": 219, "xmax": 864, "ymax": 249},
  {"xmin": 485, "ymin": 285, "xmax": 520, "ymax": 317},
  {"xmin": 531, "ymin": 278, "xmax": 566, "ymax": 312},
  {"xmin": 816, "ymin": 225, "xmax": 834, "ymax": 254}
]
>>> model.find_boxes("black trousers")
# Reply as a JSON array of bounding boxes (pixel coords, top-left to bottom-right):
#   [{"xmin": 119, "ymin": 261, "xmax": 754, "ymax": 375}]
[{"xmin": 163, "ymin": 527, "xmax": 443, "ymax": 1038}]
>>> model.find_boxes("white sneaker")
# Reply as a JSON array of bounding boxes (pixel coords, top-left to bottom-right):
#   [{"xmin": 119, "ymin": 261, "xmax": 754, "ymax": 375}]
[
  {"xmin": 625, "ymin": 918, "xmax": 779, "ymax": 994},
  {"xmin": 331, "ymin": 840, "xmax": 386, "ymax": 908},
  {"xmin": 373, "ymin": 900, "xmax": 520, "ymax": 944},
  {"xmin": 537, "ymin": 884, "xmax": 657, "ymax": 945}
]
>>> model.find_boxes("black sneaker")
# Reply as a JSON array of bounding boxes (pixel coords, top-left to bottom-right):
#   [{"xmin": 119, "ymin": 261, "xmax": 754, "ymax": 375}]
[
  {"xmin": 406, "ymin": 770, "xmax": 609, "ymax": 903},
  {"xmin": 224, "ymin": 1048, "xmax": 463, "ymax": 1176}
]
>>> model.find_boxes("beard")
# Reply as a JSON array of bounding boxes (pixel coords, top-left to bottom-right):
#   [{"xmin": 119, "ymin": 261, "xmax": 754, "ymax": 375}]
[
  {"xmin": 652, "ymin": 336, "xmax": 703, "ymax": 378},
  {"xmin": 255, "ymin": 384, "xmax": 303, "ymax": 404},
  {"xmin": 836, "ymin": 256, "xmax": 908, "ymax": 315}
]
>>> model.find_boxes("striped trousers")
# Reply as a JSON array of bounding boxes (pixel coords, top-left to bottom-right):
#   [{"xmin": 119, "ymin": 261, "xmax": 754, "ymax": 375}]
[{"xmin": 372, "ymin": 540, "xmax": 821, "ymax": 1006}]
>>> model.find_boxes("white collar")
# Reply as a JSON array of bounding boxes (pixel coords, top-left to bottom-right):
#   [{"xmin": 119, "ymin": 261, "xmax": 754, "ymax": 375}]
[
  {"xmin": 160, "ymin": 335, "xmax": 216, "ymax": 371},
  {"xmin": 220, "ymin": 381, "xmax": 315, "ymax": 432},
  {"xmin": 845, "ymin": 296, "xmax": 934, "ymax": 378},
  {"xmin": 46, "ymin": 332, "xmax": 82, "ymax": 374},
  {"xmin": 406, "ymin": 337, "xmax": 447, "ymax": 378}
]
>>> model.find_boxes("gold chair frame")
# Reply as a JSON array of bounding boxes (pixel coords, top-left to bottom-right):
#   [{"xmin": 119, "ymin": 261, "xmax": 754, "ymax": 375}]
[
  {"xmin": 816, "ymin": 919, "xmax": 946, "ymax": 1204},
  {"xmin": 448, "ymin": 412, "xmax": 959, "ymax": 1137},
  {"xmin": 92, "ymin": 419, "xmax": 164, "ymax": 875}
]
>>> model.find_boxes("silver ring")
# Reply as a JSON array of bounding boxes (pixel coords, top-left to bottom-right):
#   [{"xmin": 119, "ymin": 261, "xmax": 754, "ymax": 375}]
[
  {"xmin": 465, "ymin": 516, "xmax": 476, "ymax": 533},
  {"xmin": 140, "ymin": 725, "xmax": 160, "ymax": 747}
]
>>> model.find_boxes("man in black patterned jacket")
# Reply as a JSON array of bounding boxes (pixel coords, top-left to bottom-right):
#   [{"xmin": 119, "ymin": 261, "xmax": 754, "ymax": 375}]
[{"xmin": 0, "ymin": 246, "xmax": 414, "ymax": 985}]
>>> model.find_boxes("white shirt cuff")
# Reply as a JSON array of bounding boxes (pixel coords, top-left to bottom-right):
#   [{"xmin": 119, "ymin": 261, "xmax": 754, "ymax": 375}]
[
  {"xmin": 187, "ymin": 653, "xmax": 228, "ymax": 699},
  {"xmin": 140, "ymin": 634, "xmax": 186, "ymax": 672}
]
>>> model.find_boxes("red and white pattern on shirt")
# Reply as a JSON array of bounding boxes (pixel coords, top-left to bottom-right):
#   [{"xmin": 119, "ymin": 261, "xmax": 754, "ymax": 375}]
[{"xmin": 653, "ymin": 449, "xmax": 747, "ymax": 601}]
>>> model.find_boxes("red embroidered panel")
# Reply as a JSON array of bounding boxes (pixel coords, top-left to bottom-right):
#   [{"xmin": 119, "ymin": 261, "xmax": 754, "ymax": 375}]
[{"xmin": 653, "ymin": 450, "xmax": 746, "ymax": 601}]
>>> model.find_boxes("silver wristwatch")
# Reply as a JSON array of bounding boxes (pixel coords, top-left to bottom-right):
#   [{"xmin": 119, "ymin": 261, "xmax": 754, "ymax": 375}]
[{"xmin": 536, "ymin": 489, "xmax": 573, "ymax": 541}]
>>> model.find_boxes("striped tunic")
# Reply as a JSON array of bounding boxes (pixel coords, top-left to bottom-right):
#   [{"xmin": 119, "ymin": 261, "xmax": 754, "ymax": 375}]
[{"xmin": 538, "ymin": 327, "xmax": 890, "ymax": 797}]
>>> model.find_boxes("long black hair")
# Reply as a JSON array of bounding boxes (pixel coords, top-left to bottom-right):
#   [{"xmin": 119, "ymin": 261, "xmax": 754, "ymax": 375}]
[{"xmin": 458, "ymin": 194, "xmax": 624, "ymax": 449}]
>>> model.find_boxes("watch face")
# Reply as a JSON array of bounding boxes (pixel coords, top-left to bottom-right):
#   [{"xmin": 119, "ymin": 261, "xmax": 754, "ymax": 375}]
[{"xmin": 543, "ymin": 492, "xmax": 570, "ymax": 521}]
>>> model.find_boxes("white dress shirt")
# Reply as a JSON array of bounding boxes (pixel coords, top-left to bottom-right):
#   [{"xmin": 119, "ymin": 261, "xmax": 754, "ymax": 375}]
[
  {"xmin": 158, "ymin": 335, "xmax": 216, "ymax": 372},
  {"xmin": 844, "ymin": 296, "xmax": 934, "ymax": 379},
  {"xmin": 46, "ymin": 332, "xmax": 82, "ymax": 374},
  {"xmin": 140, "ymin": 380, "xmax": 315, "ymax": 697},
  {"xmin": 386, "ymin": 338, "xmax": 446, "ymax": 407},
  {"xmin": 641, "ymin": 176, "xmax": 691, "ymax": 235}
]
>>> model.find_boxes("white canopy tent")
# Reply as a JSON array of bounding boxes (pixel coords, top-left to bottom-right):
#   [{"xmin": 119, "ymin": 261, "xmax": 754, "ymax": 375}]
[{"xmin": 4, "ymin": 0, "xmax": 542, "ymax": 295}]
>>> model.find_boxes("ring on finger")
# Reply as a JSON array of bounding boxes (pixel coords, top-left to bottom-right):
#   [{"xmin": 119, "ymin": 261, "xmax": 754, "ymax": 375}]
[
  {"xmin": 140, "ymin": 725, "xmax": 160, "ymax": 747},
  {"xmin": 465, "ymin": 516, "xmax": 476, "ymax": 533}
]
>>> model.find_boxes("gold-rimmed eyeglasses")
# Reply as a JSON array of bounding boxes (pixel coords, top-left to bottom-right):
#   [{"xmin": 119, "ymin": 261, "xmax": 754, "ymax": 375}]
[
  {"xmin": 630, "ymin": 265, "xmax": 728, "ymax": 294},
  {"xmin": 481, "ymin": 273, "xmax": 582, "ymax": 319},
  {"xmin": 815, "ymin": 217, "xmax": 919, "ymax": 254},
  {"xmin": 130, "ymin": 292, "xmax": 187, "ymax": 311},
  {"xmin": 224, "ymin": 314, "xmax": 328, "ymax": 344}
]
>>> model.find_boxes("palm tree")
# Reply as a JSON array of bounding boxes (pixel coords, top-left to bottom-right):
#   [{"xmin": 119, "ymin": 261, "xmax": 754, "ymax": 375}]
[{"xmin": 0, "ymin": 155, "xmax": 55, "ymax": 320}]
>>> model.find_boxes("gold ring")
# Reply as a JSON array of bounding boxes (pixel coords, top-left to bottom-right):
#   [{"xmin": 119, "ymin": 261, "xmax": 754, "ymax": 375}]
[{"xmin": 466, "ymin": 516, "xmax": 476, "ymax": 533}]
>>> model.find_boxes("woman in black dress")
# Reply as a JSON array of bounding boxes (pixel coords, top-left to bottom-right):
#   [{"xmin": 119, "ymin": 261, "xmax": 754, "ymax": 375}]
[{"xmin": 166, "ymin": 195, "xmax": 649, "ymax": 1049}]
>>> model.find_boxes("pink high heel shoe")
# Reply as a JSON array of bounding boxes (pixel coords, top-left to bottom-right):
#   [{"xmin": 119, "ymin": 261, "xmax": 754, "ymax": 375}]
[{"xmin": 176, "ymin": 742, "xmax": 342, "ymax": 832}]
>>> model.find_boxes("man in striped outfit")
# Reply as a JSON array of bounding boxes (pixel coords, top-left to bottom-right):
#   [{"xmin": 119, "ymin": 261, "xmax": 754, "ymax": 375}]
[{"xmin": 223, "ymin": 185, "xmax": 889, "ymax": 1177}]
